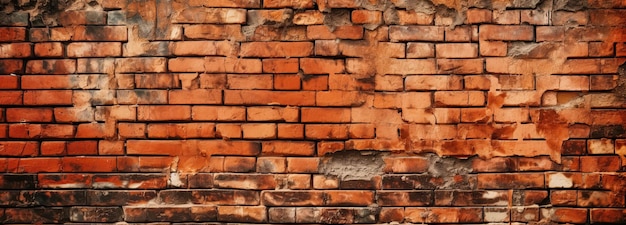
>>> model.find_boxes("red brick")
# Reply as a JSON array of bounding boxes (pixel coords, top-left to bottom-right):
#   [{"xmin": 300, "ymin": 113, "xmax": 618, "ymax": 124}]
[
  {"xmin": 169, "ymin": 41, "xmax": 233, "ymax": 56},
  {"xmin": 240, "ymin": 42, "xmax": 312, "ymax": 58},
  {"xmin": 38, "ymin": 174, "xmax": 92, "ymax": 188},
  {"xmin": 35, "ymin": 42, "xmax": 65, "ymax": 57},
  {"xmin": 0, "ymin": 27, "xmax": 26, "ymax": 42},
  {"xmin": 435, "ymin": 91, "xmax": 485, "ymax": 107},
  {"xmin": 0, "ymin": 75, "xmax": 18, "ymax": 89},
  {"xmin": 274, "ymin": 75, "xmax": 301, "ymax": 90},
  {"xmin": 477, "ymin": 173, "xmax": 544, "ymax": 189},
  {"xmin": 5, "ymin": 108, "xmax": 52, "ymax": 122},
  {"xmin": 262, "ymin": 141, "xmax": 315, "ymax": 156},
  {"xmin": 548, "ymin": 208, "xmax": 588, "ymax": 223},
  {"xmin": 22, "ymin": 90, "xmax": 72, "ymax": 105},
  {"xmin": 58, "ymin": 10, "xmax": 107, "ymax": 25},
  {"xmin": 25, "ymin": 59, "xmax": 76, "ymax": 74},
  {"xmin": 580, "ymin": 156, "xmax": 621, "ymax": 172},
  {"xmin": 0, "ymin": 43, "xmax": 31, "ymax": 58},
  {"xmin": 0, "ymin": 141, "xmax": 38, "ymax": 156},
  {"xmin": 217, "ymin": 206, "xmax": 267, "ymax": 223},
  {"xmin": 591, "ymin": 208, "xmax": 626, "ymax": 223},
  {"xmin": 62, "ymin": 157, "xmax": 117, "ymax": 172},
  {"xmin": 66, "ymin": 141, "xmax": 98, "ymax": 155},
  {"xmin": 98, "ymin": 140, "xmax": 124, "ymax": 155},
  {"xmin": 188, "ymin": 0, "xmax": 260, "ymax": 7},
  {"xmin": 41, "ymin": 141, "xmax": 66, "ymax": 156},
  {"xmin": 8, "ymin": 158, "xmax": 62, "ymax": 173}
]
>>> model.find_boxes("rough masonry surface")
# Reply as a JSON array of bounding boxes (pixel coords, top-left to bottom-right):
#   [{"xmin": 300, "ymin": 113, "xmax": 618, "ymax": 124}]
[{"xmin": 0, "ymin": 0, "xmax": 625, "ymax": 224}]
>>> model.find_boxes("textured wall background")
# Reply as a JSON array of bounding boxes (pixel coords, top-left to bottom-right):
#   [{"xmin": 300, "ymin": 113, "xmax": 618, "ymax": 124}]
[{"xmin": 0, "ymin": 0, "xmax": 626, "ymax": 224}]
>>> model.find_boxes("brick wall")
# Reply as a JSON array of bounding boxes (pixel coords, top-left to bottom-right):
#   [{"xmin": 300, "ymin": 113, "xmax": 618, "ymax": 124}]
[{"xmin": 1, "ymin": 0, "xmax": 626, "ymax": 224}]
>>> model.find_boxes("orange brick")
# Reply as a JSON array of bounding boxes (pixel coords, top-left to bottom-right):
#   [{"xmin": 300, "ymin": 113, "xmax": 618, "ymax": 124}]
[
  {"xmin": 405, "ymin": 75, "xmax": 462, "ymax": 90},
  {"xmin": 169, "ymin": 89, "xmax": 222, "ymax": 104},
  {"xmin": 183, "ymin": 24, "xmax": 245, "ymax": 40},
  {"xmin": 224, "ymin": 90, "xmax": 315, "ymax": 106},
  {"xmin": 466, "ymin": 8, "xmax": 492, "ymax": 24},
  {"xmin": 263, "ymin": 59, "xmax": 299, "ymax": 73},
  {"xmin": 169, "ymin": 41, "xmax": 232, "ymax": 56},
  {"xmin": 247, "ymin": 106, "xmax": 299, "ymax": 122},
  {"xmin": 10, "ymin": 158, "xmax": 62, "ymax": 173},
  {"xmin": 25, "ymin": 59, "xmax": 76, "ymax": 74},
  {"xmin": 435, "ymin": 91, "xmax": 485, "ymax": 107},
  {"xmin": 67, "ymin": 42, "xmax": 121, "ymax": 57},
  {"xmin": 307, "ymin": 25, "xmax": 363, "ymax": 40},
  {"xmin": 227, "ymin": 74, "xmax": 272, "ymax": 90},
  {"xmin": 394, "ymin": 10, "xmax": 434, "ymax": 25},
  {"xmin": 192, "ymin": 106, "xmax": 246, "ymax": 121},
  {"xmin": 147, "ymin": 123, "xmax": 215, "ymax": 139},
  {"xmin": 493, "ymin": 10, "xmax": 520, "ymax": 24},
  {"xmin": 390, "ymin": 26, "xmax": 444, "ymax": 41},
  {"xmin": 262, "ymin": 141, "xmax": 315, "ymax": 156},
  {"xmin": 118, "ymin": 123, "xmax": 146, "ymax": 139},
  {"xmin": 287, "ymin": 157, "xmax": 318, "ymax": 173},
  {"xmin": 305, "ymin": 124, "xmax": 348, "ymax": 140},
  {"xmin": 23, "ymin": 90, "xmax": 72, "ymax": 105},
  {"xmin": 216, "ymin": 124, "xmax": 242, "ymax": 139},
  {"xmin": 137, "ymin": 106, "xmax": 191, "ymax": 121},
  {"xmin": 6, "ymin": 108, "xmax": 53, "ymax": 122},
  {"xmin": 435, "ymin": 43, "xmax": 478, "ymax": 58},
  {"xmin": 351, "ymin": 10, "xmax": 382, "ymax": 24},
  {"xmin": 98, "ymin": 140, "xmax": 124, "ymax": 155},
  {"xmin": 437, "ymin": 59, "xmax": 484, "ymax": 74},
  {"xmin": 479, "ymin": 25, "xmax": 534, "ymax": 41},
  {"xmin": 242, "ymin": 123, "xmax": 277, "ymax": 139},
  {"xmin": 277, "ymin": 124, "xmax": 304, "ymax": 139},
  {"xmin": 300, "ymin": 58, "xmax": 344, "ymax": 74},
  {"xmin": 240, "ymin": 42, "xmax": 312, "ymax": 57},
  {"xmin": 274, "ymin": 74, "xmax": 301, "ymax": 90},
  {"xmin": 302, "ymin": 75, "xmax": 328, "ymax": 90},
  {"xmin": 293, "ymin": 10, "xmax": 324, "ymax": 25},
  {"xmin": 316, "ymin": 91, "xmax": 366, "ymax": 106},
  {"xmin": 0, "ymin": 43, "xmax": 31, "ymax": 58}
]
